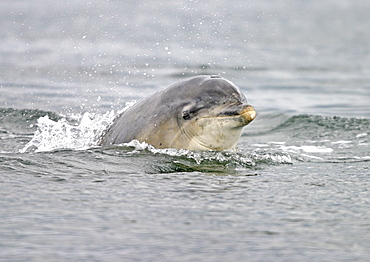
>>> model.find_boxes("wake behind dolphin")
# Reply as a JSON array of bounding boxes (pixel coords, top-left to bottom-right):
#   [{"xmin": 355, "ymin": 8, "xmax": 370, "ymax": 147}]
[{"xmin": 99, "ymin": 75, "xmax": 256, "ymax": 151}]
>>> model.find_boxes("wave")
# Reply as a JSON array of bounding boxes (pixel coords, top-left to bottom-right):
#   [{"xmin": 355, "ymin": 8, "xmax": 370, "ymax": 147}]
[
  {"xmin": 247, "ymin": 114, "xmax": 370, "ymax": 164},
  {"xmin": 2, "ymin": 108, "xmax": 369, "ymax": 167},
  {"xmin": 103, "ymin": 140, "xmax": 293, "ymax": 173},
  {"xmin": 0, "ymin": 108, "xmax": 61, "ymax": 132},
  {"xmin": 275, "ymin": 114, "xmax": 370, "ymax": 132},
  {"xmin": 250, "ymin": 114, "xmax": 370, "ymax": 139}
]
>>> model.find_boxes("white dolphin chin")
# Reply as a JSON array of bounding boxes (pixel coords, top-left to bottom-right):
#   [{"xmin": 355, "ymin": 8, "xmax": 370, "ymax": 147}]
[{"xmin": 181, "ymin": 117, "xmax": 246, "ymax": 151}]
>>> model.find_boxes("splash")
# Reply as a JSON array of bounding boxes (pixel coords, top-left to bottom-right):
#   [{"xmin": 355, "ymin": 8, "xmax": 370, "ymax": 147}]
[
  {"xmin": 20, "ymin": 111, "xmax": 115, "ymax": 153},
  {"xmin": 122, "ymin": 140, "xmax": 292, "ymax": 167}
]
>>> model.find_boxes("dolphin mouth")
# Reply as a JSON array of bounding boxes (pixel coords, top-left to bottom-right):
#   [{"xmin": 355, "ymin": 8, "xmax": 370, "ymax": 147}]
[
  {"xmin": 212, "ymin": 104, "xmax": 256, "ymax": 127},
  {"xmin": 198, "ymin": 104, "xmax": 256, "ymax": 128},
  {"xmin": 219, "ymin": 104, "xmax": 256, "ymax": 120}
]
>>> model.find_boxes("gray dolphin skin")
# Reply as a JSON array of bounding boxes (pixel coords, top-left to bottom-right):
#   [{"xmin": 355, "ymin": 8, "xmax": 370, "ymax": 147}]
[{"xmin": 99, "ymin": 75, "xmax": 256, "ymax": 151}]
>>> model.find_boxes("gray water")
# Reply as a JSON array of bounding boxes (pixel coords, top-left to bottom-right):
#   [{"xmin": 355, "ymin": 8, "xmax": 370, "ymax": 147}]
[{"xmin": 1, "ymin": 0, "xmax": 370, "ymax": 261}]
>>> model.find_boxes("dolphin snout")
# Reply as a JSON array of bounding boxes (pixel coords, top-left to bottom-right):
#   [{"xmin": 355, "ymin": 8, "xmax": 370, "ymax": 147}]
[{"xmin": 240, "ymin": 105, "xmax": 256, "ymax": 122}]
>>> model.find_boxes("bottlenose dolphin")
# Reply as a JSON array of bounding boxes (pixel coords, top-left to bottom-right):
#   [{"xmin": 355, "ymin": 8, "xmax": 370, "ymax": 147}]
[{"xmin": 99, "ymin": 75, "xmax": 256, "ymax": 151}]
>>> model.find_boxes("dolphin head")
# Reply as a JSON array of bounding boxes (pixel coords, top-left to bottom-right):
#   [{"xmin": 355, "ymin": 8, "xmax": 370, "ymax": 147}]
[
  {"xmin": 99, "ymin": 75, "xmax": 256, "ymax": 151},
  {"xmin": 174, "ymin": 76, "xmax": 256, "ymax": 151}
]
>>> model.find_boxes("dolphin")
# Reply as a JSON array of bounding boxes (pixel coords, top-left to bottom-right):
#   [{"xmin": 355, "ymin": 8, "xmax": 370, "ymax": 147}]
[{"xmin": 99, "ymin": 75, "xmax": 256, "ymax": 151}]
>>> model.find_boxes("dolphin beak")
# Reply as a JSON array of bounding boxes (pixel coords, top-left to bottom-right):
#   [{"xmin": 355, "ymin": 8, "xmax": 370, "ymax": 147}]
[{"xmin": 240, "ymin": 105, "xmax": 256, "ymax": 123}]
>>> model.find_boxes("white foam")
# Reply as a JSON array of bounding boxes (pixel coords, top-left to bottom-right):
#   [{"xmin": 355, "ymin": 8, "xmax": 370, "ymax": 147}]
[
  {"xmin": 118, "ymin": 100, "xmax": 137, "ymax": 114},
  {"xmin": 281, "ymin": 145, "xmax": 333, "ymax": 153},
  {"xmin": 331, "ymin": 140, "xmax": 352, "ymax": 144},
  {"xmin": 356, "ymin": 133, "xmax": 368, "ymax": 138},
  {"xmin": 123, "ymin": 140, "xmax": 212, "ymax": 165},
  {"xmin": 269, "ymin": 141, "xmax": 286, "ymax": 145},
  {"xmin": 123, "ymin": 140, "xmax": 292, "ymax": 166},
  {"xmin": 20, "ymin": 111, "xmax": 115, "ymax": 153},
  {"xmin": 252, "ymin": 143, "xmax": 269, "ymax": 147}
]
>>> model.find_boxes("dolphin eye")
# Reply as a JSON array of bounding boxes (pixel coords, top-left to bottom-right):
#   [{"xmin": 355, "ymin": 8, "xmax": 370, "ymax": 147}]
[
  {"xmin": 182, "ymin": 101, "xmax": 205, "ymax": 120},
  {"xmin": 182, "ymin": 110, "xmax": 191, "ymax": 120}
]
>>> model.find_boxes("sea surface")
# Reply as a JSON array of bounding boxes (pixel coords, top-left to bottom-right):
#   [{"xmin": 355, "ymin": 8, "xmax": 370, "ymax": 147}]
[{"xmin": 1, "ymin": 0, "xmax": 370, "ymax": 261}]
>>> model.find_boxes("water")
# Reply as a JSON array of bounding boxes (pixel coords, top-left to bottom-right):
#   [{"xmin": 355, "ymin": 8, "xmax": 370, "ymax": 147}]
[{"xmin": 1, "ymin": 0, "xmax": 370, "ymax": 261}]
